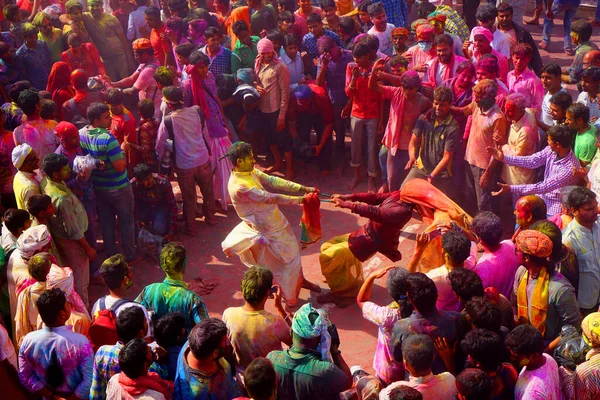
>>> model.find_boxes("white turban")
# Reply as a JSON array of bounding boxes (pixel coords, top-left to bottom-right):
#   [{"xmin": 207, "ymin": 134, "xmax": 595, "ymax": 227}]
[
  {"xmin": 17, "ymin": 225, "xmax": 52, "ymax": 259},
  {"xmin": 12, "ymin": 143, "xmax": 32, "ymax": 169}
]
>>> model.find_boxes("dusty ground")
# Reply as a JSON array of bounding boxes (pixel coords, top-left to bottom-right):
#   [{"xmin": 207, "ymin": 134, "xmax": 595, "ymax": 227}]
[{"xmin": 89, "ymin": 11, "xmax": 600, "ymax": 373}]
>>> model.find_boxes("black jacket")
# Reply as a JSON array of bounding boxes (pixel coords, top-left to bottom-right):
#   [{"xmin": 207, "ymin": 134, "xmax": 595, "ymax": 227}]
[{"xmin": 513, "ymin": 23, "xmax": 543, "ymax": 76}]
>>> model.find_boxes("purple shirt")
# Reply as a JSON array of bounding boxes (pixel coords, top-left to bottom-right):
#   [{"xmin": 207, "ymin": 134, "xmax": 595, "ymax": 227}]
[
  {"xmin": 472, "ymin": 240, "xmax": 521, "ymax": 299},
  {"xmin": 505, "ymin": 146, "xmax": 580, "ymax": 216}
]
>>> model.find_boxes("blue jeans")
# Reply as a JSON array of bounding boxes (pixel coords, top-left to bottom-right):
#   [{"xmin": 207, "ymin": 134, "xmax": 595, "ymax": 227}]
[
  {"xmin": 379, "ymin": 146, "xmax": 388, "ymax": 183},
  {"xmin": 350, "ymin": 116, "xmax": 380, "ymax": 177},
  {"xmin": 596, "ymin": 0, "xmax": 600, "ymax": 21},
  {"xmin": 387, "ymin": 149, "xmax": 409, "ymax": 192},
  {"xmin": 95, "ymin": 185, "xmax": 136, "ymax": 261},
  {"xmin": 138, "ymin": 206, "xmax": 169, "ymax": 236},
  {"xmin": 542, "ymin": 3, "xmax": 578, "ymax": 50}
]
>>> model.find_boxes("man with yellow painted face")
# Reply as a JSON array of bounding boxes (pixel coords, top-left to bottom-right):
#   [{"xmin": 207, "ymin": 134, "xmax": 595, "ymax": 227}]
[
  {"xmin": 561, "ymin": 20, "xmax": 599, "ymax": 84},
  {"xmin": 41, "ymin": 153, "xmax": 95, "ymax": 306},
  {"xmin": 427, "ymin": 12, "xmax": 463, "ymax": 57}
]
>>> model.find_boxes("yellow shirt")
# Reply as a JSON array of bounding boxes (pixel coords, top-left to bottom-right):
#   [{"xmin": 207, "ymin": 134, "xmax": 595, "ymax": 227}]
[{"xmin": 13, "ymin": 171, "xmax": 40, "ymax": 210}]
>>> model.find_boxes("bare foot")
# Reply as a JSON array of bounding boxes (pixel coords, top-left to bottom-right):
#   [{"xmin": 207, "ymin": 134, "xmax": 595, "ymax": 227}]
[
  {"xmin": 368, "ymin": 177, "xmax": 377, "ymax": 193},
  {"xmin": 378, "ymin": 182, "xmax": 389, "ymax": 194},
  {"xmin": 285, "ymin": 169, "xmax": 294, "ymax": 180},
  {"xmin": 265, "ymin": 164, "xmax": 281, "ymax": 174},
  {"xmin": 348, "ymin": 176, "xmax": 360, "ymax": 190},
  {"xmin": 524, "ymin": 17, "xmax": 539, "ymax": 25},
  {"xmin": 301, "ymin": 278, "xmax": 322, "ymax": 292}
]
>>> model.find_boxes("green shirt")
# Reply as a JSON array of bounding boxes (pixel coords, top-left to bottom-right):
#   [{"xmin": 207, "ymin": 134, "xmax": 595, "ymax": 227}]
[
  {"xmin": 42, "ymin": 179, "xmax": 88, "ymax": 241},
  {"xmin": 79, "ymin": 127, "xmax": 128, "ymax": 191},
  {"xmin": 232, "ymin": 36, "xmax": 260, "ymax": 75},
  {"xmin": 574, "ymin": 124, "xmax": 597, "ymax": 164}
]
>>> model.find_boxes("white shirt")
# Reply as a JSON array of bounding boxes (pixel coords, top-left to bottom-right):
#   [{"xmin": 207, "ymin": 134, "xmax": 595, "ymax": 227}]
[
  {"xmin": 0, "ymin": 323, "xmax": 17, "ymax": 370},
  {"xmin": 368, "ymin": 23, "xmax": 395, "ymax": 57},
  {"xmin": 281, "ymin": 52, "xmax": 304, "ymax": 89},
  {"xmin": 127, "ymin": 6, "xmax": 149, "ymax": 41},
  {"xmin": 469, "ymin": 27, "xmax": 511, "ymax": 59},
  {"xmin": 577, "ymin": 91, "xmax": 600, "ymax": 122},
  {"xmin": 106, "ymin": 374, "xmax": 166, "ymax": 399},
  {"xmin": 542, "ymin": 88, "xmax": 566, "ymax": 126}
]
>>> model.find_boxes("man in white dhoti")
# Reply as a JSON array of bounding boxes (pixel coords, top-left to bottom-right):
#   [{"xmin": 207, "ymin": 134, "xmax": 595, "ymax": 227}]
[{"xmin": 222, "ymin": 142, "xmax": 321, "ymax": 306}]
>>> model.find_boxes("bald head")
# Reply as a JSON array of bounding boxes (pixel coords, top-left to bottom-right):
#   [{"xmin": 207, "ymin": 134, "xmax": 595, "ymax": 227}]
[
  {"xmin": 515, "ymin": 195, "xmax": 547, "ymax": 228},
  {"xmin": 583, "ymin": 50, "xmax": 600, "ymax": 69}
]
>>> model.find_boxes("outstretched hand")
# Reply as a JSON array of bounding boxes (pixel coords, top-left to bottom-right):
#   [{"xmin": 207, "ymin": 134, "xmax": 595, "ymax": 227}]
[
  {"xmin": 369, "ymin": 265, "xmax": 396, "ymax": 280},
  {"xmin": 492, "ymin": 182, "xmax": 511, "ymax": 196}
]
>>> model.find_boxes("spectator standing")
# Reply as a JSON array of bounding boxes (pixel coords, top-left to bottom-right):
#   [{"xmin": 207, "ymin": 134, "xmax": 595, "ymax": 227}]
[
  {"xmin": 33, "ymin": 12, "xmax": 64, "ymax": 63},
  {"xmin": 15, "ymin": 23, "xmax": 51, "ymax": 91},
  {"xmin": 11, "ymin": 144, "xmax": 40, "ymax": 211},
  {"xmin": 13, "ymin": 89, "xmax": 59, "ymax": 161},
  {"xmin": 496, "ymin": 3, "xmax": 542, "ymax": 75},
  {"xmin": 126, "ymin": 0, "xmax": 150, "ymax": 40},
  {"xmin": 507, "ymin": 44, "xmax": 544, "ymax": 117},
  {"xmin": 540, "ymin": 0, "xmax": 581, "ymax": 54},
  {"xmin": 61, "ymin": 34, "xmax": 107, "ymax": 80}
]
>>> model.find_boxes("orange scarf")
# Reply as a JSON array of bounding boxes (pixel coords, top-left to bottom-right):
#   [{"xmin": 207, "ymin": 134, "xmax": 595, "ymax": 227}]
[{"xmin": 517, "ymin": 268, "xmax": 550, "ymax": 336}]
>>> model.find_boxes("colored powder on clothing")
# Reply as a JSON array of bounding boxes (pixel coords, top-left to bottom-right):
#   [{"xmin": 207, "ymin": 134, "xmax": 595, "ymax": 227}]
[{"xmin": 300, "ymin": 192, "xmax": 321, "ymax": 245}]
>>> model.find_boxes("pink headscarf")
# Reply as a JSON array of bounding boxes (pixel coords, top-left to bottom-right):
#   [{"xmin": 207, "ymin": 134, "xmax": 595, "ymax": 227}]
[
  {"xmin": 47, "ymin": 265, "xmax": 91, "ymax": 320},
  {"xmin": 471, "ymin": 26, "xmax": 494, "ymax": 44},
  {"xmin": 254, "ymin": 38, "xmax": 280, "ymax": 82}
]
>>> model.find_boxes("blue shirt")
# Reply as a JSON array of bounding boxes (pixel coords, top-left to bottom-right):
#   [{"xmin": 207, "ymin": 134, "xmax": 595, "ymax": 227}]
[
  {"xmin": 201, "ymin": 45, "xmax": 234, "ymax": 79},
  {"xmin": 316, "ymin": 49, "xmax": 353, "ymax": 106},
  {"xmin": 373, "ymin": 0, "xmax": 409, "ymax": 28},
  {"xmin": 174, "ymin": 343, "xmax": 240, "ymax": 400},
  {"xmin": 15, "ymin": 41, "xmax": 52, "ymax": 90}
]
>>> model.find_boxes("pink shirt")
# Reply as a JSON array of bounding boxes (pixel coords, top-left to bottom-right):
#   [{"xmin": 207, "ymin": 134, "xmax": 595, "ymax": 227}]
[
  {"xmin": 381, "ymin": 89, "xmax": 429, "ymax": 155},
  {"xmin": 472, "ymin": 240, "xmax": 521, "ymax": 299},
  {"xmin": 405, "ymin": 44, "xmax": 436, "ymax": 79},
  {"xmin": 362, "ymin": 301, "xmax": 405, "ymax": 385},
  {"xmin": 465, "ymin": 103, "xmax": 507, "ymax": 169},
  {"xmin": 515, "ymin": 354, "xmax": 562, "ymax": 400},
  {"xmin": 380, "ymin": 372, "xmax": 457, "ymax": 400},
  {"xmin": 426, "ymin": 265, "xmax": 462, "ymax": 312},
  {"xmin": 507, "ymin": 68, "xmax": 544, "ymax": 117},
  {"xmin": 473, "ymin": 49, "xmax": 509, "ymax": 83}
]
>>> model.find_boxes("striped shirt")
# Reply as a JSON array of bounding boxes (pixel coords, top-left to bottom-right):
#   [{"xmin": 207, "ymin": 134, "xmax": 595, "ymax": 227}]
[
  {"xmin": 574, "ymin": 353, "xmax": 600, "ymax": 400},
  {"xmin": 79, "ymin": 127, "xmax": 128, "ymax": 191}
]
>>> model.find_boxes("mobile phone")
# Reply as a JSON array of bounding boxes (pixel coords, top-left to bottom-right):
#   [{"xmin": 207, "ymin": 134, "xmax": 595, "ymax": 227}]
[
  {"xmin": 269, "ymin": 286, "xmax": 278, "ymax": 296},
  {"xmin": 428, "ymin": 229, "xmax": 442, "ymax": 241}
]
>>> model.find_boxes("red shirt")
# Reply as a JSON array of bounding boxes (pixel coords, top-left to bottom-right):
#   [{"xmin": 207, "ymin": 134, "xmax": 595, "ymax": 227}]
[
  {"xmin": 109, "ymin": 108, "xmax": 136, "ymax": 145},
  {"xmin": 345, "ymin": 62, "xmax": 381, "ymax": 119},
  {"xmin": 150, "ymin": 25, "xmax": 171, "ymax": 65}
]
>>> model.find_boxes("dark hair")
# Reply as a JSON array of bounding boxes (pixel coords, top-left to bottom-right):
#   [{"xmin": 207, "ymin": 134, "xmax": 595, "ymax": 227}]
[
  {"xmin": 387, "ymin": 267, "xmax": 410, "ymax": 302},
  {"xmin": 87, "ymin": 102, "xmax": 110, "ymax": 125},
  {"xmin": 133, "ymin": 163, "xmax": 153, "ymax": 181},
  {"xmin": 306, "ymin": 12, "xmax": 323, "ymax": 25},
  {"xmin": 3, "ymin": 208, "xmax": 31, "ymax": 235},
  {"xmin": 105, "ymin": 88, "xmax": 123, "ymax": 105},
  {"xmin": 40, "ymin": 99, "xmax": 56, "ymax": 120},
  {"xmin": 42, "ymin": 153, "xmax": 69, "ymax": 178},
  {"xmin": 512, "ymin": 43, "xmax": 532, "ymax": 58},
  {"xmin": 568, "ymin": 186, "xmax": 597, "ymax": 210},
  {"xmin": 461, "ymin": 329, "xmax": 504, "ymax": 370},
  {"xmin": 138, "ymin": 98, "xmax": 156, "ymax": 119},
  {"xmin": 203, "ymin": 26, "xmax": 222, "ymax": 39},
  {"xmin": 21, "ymin": 22, "xmax": 40, "ymax": 38},
  {"xmin": 441, "ymin": 230, "xmax": 471, "ymax": 264},
  {"xmin": 8, "ymin": 81, "xmax": 32, "ymax": 103},
  {"xmin": 154, "ymin": 313, "xmax": 186, "ymax": 348},
  {"xmin": 549, "ymin": 91, "xmax": 573, "ymax": 111},
  {"xmin": 278, "ymin": 0, "xmax": 295, "ymax": 11},
  {"xmin": 339, "ymin": 16, "xmax": 357, "ymax": 34},
  {"xmin": 18, "ymin": 89, "xmax": 41, "ymax": 116},
  {"xmin": 160, "ymin": 242, "xmax": 186, "ymax": 275},
  {"xmin": 162, "ymin": 86, "xmax": 184, "ymax": 104},
  {"xmin": 26, "ymin": 194, "xmax": 52, "ymax": 218},
  {"xmin": 434, "ymin": 33, "xmax": 453, "ymax": 47},
  {"xmin": 28, "ymin": 252, "xmax": 52, "ymax": 281},
  {"xmin": 390, "ymin": 55, "xmax": 409, "ymax": 68},
  {"xmin": 580, "ymin": 66, "xmax": 600, "ymax": 82},
  {"xmin": 476, "ymin": 4, "xmax": 497, "ymax": 22},
  {"xmin": 362, "ymin": 34, "xmax": 379, "ymax": 52},
  {"xmin": 388, "ymin": 386, "xmax": 423, "ymax": 400},
  {"xmin": 232, "ymin": 20, "xmax": 249, "ymax": 35},
  {"xmin": 505, "ymin": 324, "xmax": 545, "ymax": 356},
  {"xmin": 227, "ymin": 141, "xmax": 253, "ymax": 164},
  {"xmin": 119, "ymin": 338, "xmax": 148, "ymax": 379},
  {"xmin": 245, "ymin": 358, "xmax": 277, "ymax": 400},
  {"xmin": 456, "ymin": 368, "xmax": 493, "ymax": 400},
  {"xmin": 571, "ymin": 19, "xmax": 593, "ymax": 42},
  {"xmin": 475, "ymin": 54, "xmax": 499, "ymax": 74},
  {"xmin": 189, "ymin": 50, "xmax": 210, "ymax": 66},
  {"xmin": 144, "ymin": 6, "xmax": 161, "ymax": 18},
  {"xmin": 100, "ymin": 254, "xmax": 130, "ymax": 290},
  {"xmin": 357, "ymin": 0, "xmax": 372, "ymax": 12},
  {"xmin": 188, "ymin": 318, "xmax": 228, "ymax": 359},
  {"xmin": 278, "ymin": 11, "xmax": 295, "ymax": 24},
  {"xmin": 175, "ymin": 42, "xmax": 197, "ymax": 58},
  {"xmin": 547, "ymin": 124, "xmax": 575, "ymax": 148},
  {"xmin": 3, "ymin": 4, "xmax": 21, "ymax": 22},
  {"xmin": 432, "ymin": 86, "xmax": 452, "ymax": 104},
  {"xmin": 266, "ymin": 30, "xmax": 283, "ymax": 44},
  {"xmin": 37, "ymin": 288, "xmax": 66, "ymax": 325},
  {"xmin": 567, "ymin": 102, "xmax": 590, "ymax": 123},
  {"xmin": 283, "ymin": 33, "xmax": 300, "ymax": 48},
  {"xmin": 241, "ymin": 266, "xmax": 273, "ymax": 305},
  {"xmin": 405, "ymin": 273, "xmax": 438, "ymax": 314},
  {"xmin": 448, "ymin": 268, "xmax": 484, "ymax": 301},
  {"xmin": 541, "ymin": 63, "xmax": 562, "ymax": 77},
  {"xmin": 38, "ymin": 91, "xmax": 52, "ymax": 101},
  {"xmin": 367, "ymin": 2, "xmax": 385, "ymax": 17},
  {"xmin": 497, "ymin": 2, "xmax": 513, "ymax": 14},
  {"xmin": 472, "ymin": 211, "xmax": 503, "ymax": 246},
  {"xmin": 154, "ymin": 66, "xmax": 175, "ymax": 88},
  {"xmin": 465, "ymin": 297, "xmax": 502, "ymax": 332},
  {"xmin": 321, "ymin": 0, "xmax": 336, "ymax": 10},
  {"xmin": 116, "ymin": 306, "xmax": 147, "ymax": 343},
  {"xmin": 402, "ymin": 334, "xmax": 434, "ymax": 372},
  {"xmin": 166, "ymin": 16, "xmax": 186, "ymax": 32},
  {"xmin": 353, "ymin": 42, "xmax": 372, "ymax": 58}
]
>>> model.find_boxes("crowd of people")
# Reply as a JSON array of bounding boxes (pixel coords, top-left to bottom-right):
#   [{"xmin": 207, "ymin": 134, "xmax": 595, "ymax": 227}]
[{"xmin": 1, "ymin": 0, "xmax": 600, "ymax": 398}]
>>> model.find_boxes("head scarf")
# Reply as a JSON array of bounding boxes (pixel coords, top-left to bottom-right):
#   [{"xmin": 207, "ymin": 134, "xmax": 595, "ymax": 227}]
[
  {"xmin": 472, "ymin": 26, "xmax": 493, "ymax": 44},
  {"xmin": 411, "ymin": 19, "xmax": 429, "ymax": 33},
  {"xmin": 47, "ymin": 265, "xmax": 90, "ymax": 319},
  {"xmin": 55, "ymin": 121, "xmax": 80, "ymax": 143},
  {"xmin": 133, "ymin": 38, "xmax": 153, "ymax": 51},
  {"xmin": 294, "ymin": 84, "xmax": 312, "ymax": 101},
  {"xmin": 46, "ymin": 62, "xmax": 73, "ymax": 95},
  {"xmin": 582, "ymin": 312, "xmax": 600, "ymax": 348},
  {"xmin": 291, "ymin": 303, "xmax": 332, "ymax": 362},
  {"xmin": 236, "ymin": 68, "xmax": 255, "ymax": 85},
  {"xmin": 427, "ymin": 11, "xmax": 447, "ymax": 23},
  {"xmin": 254, "ymin": 38, "xmax": 280, "ymax": 81},
  {"xmin": 183, "ymin": 61, "xmax": 210, "ymax": 116},
  {"xmin": 17, "ymin": 225, "xmax": 52, "ymax": 260},
  {"xmin": 416, "ymin": 24, "xmax": 435, "ymax": 41},
  {"xmin": 12, "ymin": 143, "xmax": 32, "ymax": 169},
  {"xmin": 516, "ymin": 230, "xmax": 553, "ymax": 258},
  {"xmin": 391, "ymin": 27, "xmax": 409, "ymax": 37}
]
